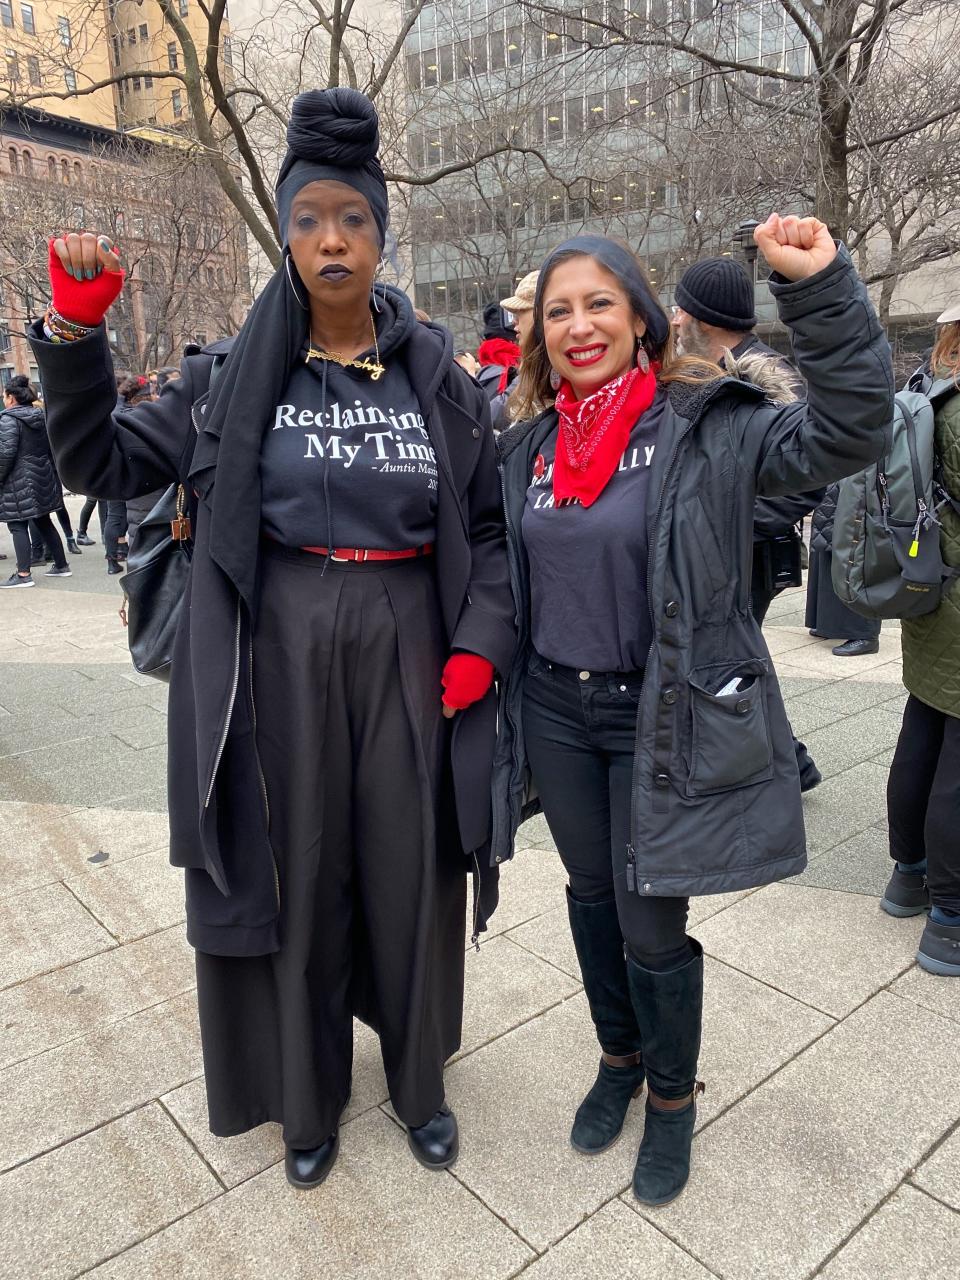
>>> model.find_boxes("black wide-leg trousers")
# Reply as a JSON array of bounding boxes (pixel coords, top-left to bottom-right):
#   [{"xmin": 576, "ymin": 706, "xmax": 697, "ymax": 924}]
[{"xmin": 196, "ymin": 546, "xmax": 466, "ymax": 1148}]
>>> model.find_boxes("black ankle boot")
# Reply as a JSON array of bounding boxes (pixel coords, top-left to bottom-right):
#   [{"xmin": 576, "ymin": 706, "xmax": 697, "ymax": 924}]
[
  {"xmin": 626, "ymin": 940, "xmax": 704, "ymax": 1206},
  {"xmin": 406, "ymin": 1104, "xmax": 458, "ymax": 1170},
  {"xmin": 284, "ymin": 1131, "xmax": 340, "ymax": 1189},
  {"xmin": 567, "ymin": 890, "xmax": 644, "ymax": 1153}
]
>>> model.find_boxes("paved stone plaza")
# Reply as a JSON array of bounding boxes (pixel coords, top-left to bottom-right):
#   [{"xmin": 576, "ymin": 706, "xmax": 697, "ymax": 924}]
[{"xmin": 1, "ymin": 499, "xmax": 958, "ymax": 1279}]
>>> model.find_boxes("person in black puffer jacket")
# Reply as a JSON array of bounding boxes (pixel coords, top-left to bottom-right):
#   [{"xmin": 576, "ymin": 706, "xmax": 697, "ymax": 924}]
[
  {"xmin": 806, "ymin": 481, "xmax": 882, "ymax": 654},
  {"xmin": 0, "ymin": 375, "xmax": 71, "ymax": 586}
]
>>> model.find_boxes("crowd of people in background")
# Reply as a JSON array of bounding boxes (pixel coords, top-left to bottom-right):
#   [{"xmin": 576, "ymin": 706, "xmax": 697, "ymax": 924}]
[{"xmin": 0, "ymin": 364, "xmax": 180, "ymax": 587}]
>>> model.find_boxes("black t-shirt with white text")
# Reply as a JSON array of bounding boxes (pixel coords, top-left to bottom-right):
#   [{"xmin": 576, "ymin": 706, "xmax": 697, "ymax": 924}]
[
  {"xmin": 522, "ymin": 392, "xmax": 666, "ymax": 671},
  {"xmin": 260, "ymin": 348, "xmax": 438, "ymax": 551}
]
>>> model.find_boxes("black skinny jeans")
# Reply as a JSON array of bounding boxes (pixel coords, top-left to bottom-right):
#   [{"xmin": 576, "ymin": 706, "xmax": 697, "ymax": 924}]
[
  {"xmin": 887, "ymin": 694, "xmax": 960, "ymax": 911},
  {"xmin": 8, "ymin": 516, "xmax": 66, "ymax": 573},
  {"xmin": 103, "ymin": 501, "xmax": 127, "ymax": 561},
  {"xmin": 78, "ymin": 497, "xmax": 107, "ymax": 537},
  {"xmin": 522, "ymin": 653, "xmax": 691, "ymax": 970}
]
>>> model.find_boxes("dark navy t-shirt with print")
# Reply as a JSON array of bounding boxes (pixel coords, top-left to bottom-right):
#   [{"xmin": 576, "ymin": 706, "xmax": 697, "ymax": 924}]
[
  {"xmin": 259, "ymin": 353, "xmax": 438, "ymax": 551},
  {"xmin": 522, "ymin": 391, "xmax": 666, "ymax": 672}
]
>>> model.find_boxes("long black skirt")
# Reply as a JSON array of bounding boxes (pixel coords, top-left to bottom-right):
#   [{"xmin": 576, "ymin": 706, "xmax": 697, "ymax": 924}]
[
  {"xmin": 805, "ymin": 546, "xmax": 881, "ymax": 641},
  {"xmin": 195, "ymin": 545, "xmax": 466, "ymax": 1146}
]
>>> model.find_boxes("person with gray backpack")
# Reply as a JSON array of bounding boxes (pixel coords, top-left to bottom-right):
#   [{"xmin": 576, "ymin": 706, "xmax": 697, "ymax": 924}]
[{"xmin": 865, "ymin": 306, "xmax": 960, "ymax": 975}]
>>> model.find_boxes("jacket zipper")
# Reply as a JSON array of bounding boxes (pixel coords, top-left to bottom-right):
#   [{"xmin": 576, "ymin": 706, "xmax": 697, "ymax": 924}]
[
  {"xmin": 629, "ymin": 416, "xmax": 694, "ymax": 890},
  {"xmin": 495, "ymin": 457, "xmax": 528, "ymax": 860},
  {"xmin": 248, "ymin": 631, "xmax": 280, "ymax": 909},
  {"xmin": 204, "ymin": 599, "xmax": 241, "ymax": 809},
  {"xmin": 470, "ymin": 850, "xmax": 482, "ymax": 951}
]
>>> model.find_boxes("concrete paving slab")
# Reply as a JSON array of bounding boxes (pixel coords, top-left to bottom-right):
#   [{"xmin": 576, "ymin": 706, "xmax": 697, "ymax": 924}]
[
  {"xmin": 693, "ymin": 883, "xmax": 918, "ymax": 1018},
  {"xmin": 0, "ymin": 738, "xmax": 166, "ymax": 809},
  {"xmin": 0, "ymin": 801, "xmax": 169, "ymax": 897},
  {"xmin": 912, "ymin": 1126, "xmax": 960, "ymax": 1212},
  {"xmin": 687, "ymin": 889, "xmax": 759, "ymax": 929},
  {"xmin": 522, "ymin": 1200, "xmax": 714, "ymax": 1279},
  {"xmin": 774, "ymin": 673, "xmax": 834, "ymax": 699},
  {"xmin": 479, "ymin": 843, "xmax": 568, "ymax": 940},
  {"xmin": 162, "ymin": 1020, "xmax": 392, "ymax": 1190},
  {"xmin": 0, "ymin": 925, "xmax": 193, "ymax": 1069},
  {"xmin": 630, "ymin": 993, "xmax": 960, "ymax": 1280},
  {"xmin": 102, "ymin": 704, "xmax": 169, "ymax": 750},
  {"xmin": 791, "ymin": 829, "xmax": 891, "ymax": 898},
  {"xmin": 0, "ymin": 991, "xmax": 202, "ymax": 1173},
  {"xmin": 802, "ymin": 761, "xmax": 890, "ymax": 857},
  {"xmin": 889, "ymin": 968, "xmax": 960, "ymax": 1027},
  {"xmin": 0, "ymin": 881, "xmax": 114, "ymax": 990},
  {"xmin": 507, "ymin": 904, "xmax": 579, "ymax": 979},
  {"xmin": 66, "ymin": 847, "xmax": 185, "ymax": 942},
  {"xmin": 515, "ymin": 811, "xmax": 556, "ymax": 849},
  {"xmin": 779, "ymin": 695, "xmax": 849, "ymax": 738},
  {"xmin": 84, "ymin": 1108, "xmax": 534, "ymax": 1280},
  {"xmin": 698, "ymin": 957, "xmax": 833, "ymax": 1129},
  {"xmin": 446, "ymin": 994, "xmax": 643, "ymax": 1250},
  {"xmin": 799, "ymin": 706, "xmax": 901, "ymax": 779},
  {"xmin": 770, "ymin": 632, "xmax": 900, "ymax": 679},
  {"xmin": 0, "ymin": 1104, "xmax": 220, "ymax": 1280},
  {"xmin": 818, "ymin": 1185, "xmax": 960, "ymax": 1280},
  {"xmin": 802, "ymin": 679, "xmax": 909, "ymax": 716},
  {"xmin": 458, "ymin": 935, "xmax": 581, "ymax": 1058}
]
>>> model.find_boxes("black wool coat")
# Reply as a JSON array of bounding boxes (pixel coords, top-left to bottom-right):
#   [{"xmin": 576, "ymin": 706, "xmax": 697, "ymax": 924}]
[
  {"xmin": 29, "ymin": 320, "xmax": 516, "ymax": 956},
  {"xmin": 0, "ymin": 406, "xmax": 63, "ymax": 522}
]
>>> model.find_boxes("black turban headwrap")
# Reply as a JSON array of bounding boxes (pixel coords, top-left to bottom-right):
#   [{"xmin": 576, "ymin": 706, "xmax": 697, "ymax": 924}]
[
  {"xmin": 275, "ymin": 88, "xmax": 389, "ymax": 249},
  {"xmin": 533, "ymin": 235, "xmax": 670, "ymax": 358}
]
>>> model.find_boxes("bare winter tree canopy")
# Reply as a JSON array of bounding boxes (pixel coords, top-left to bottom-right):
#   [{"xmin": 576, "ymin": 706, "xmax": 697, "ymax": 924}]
[{"xmin": 1, "ymin": 0, "xmax": 957, "ymax": 337}]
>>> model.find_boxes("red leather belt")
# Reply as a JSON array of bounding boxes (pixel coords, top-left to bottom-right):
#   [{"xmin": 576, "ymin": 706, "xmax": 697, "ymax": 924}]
[{"xmin": 300, "ymin": 543, "xmax": 434, "ymax": 562}]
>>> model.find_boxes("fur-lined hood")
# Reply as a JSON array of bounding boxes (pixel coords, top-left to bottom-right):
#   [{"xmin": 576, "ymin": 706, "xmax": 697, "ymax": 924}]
[{"xmin": 723, "ymin": 348, "xmax": 801, "ymax": 405}]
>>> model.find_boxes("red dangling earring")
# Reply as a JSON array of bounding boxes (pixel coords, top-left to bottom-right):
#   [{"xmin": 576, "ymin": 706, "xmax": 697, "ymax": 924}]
[{"xmin": 636, "ymin": 346, "xmax": 650, "ymax": 374}]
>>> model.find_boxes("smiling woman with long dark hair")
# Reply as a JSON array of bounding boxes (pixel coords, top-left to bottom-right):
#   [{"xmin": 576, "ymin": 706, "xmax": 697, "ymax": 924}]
[
  {"xmin": 494, "ymin": 219, "xmax": 893, "ymax": 1206},
  {"xmin": 28, "ymin": 89, "xmax": 514, "ymax": 1190}
]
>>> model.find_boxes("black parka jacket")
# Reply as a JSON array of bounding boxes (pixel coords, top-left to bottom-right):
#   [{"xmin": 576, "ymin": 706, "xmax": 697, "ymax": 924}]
[
  {"xmin": 29, "ymin": 319, "xmax": 515, "ymax": 955},
  {"xmin": 0, "ymin": 405, "xmax": 63, "ymax": 522},
  {"xmin": 492, "ymin": 248, "xmax": 893, "ymax": 896}
]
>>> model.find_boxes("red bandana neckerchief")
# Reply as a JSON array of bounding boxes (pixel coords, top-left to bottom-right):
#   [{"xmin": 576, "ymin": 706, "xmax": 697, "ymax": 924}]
[{"xmin": 553, "ymin": 363, "xmax": 659, "ymax": 507}]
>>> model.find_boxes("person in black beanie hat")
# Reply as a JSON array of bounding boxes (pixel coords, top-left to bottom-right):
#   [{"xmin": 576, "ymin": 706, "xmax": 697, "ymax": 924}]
[{"xmin": 29, "ymin": 87, "xmax": 514, "ymax": 1189}]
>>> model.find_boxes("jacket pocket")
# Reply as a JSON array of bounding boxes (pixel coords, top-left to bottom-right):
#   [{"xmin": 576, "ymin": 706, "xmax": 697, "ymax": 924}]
[{"xmin": 685, "ymin": 659, "xmax": 773, "ymax": 796}]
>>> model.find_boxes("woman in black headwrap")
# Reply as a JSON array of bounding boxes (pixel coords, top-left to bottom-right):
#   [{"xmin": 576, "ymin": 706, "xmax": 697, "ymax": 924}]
[
  {"xmin": 30, "ymin": 89, "xmax": 514, "ymax": 1188},
  {"xmin": 494, "ymin": 224, "xmax": 892, "ymax": 1205}
]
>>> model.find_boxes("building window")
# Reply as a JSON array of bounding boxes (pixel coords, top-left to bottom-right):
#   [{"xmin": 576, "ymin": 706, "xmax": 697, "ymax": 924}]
[
  {"xmin": 222, "ymin": 36, "xmax": 232, "ymax": 67},
  {"xmin": 20, "ymin": 3, "xmax": 35, "ymax": 35},
  {"xmin": 64, "ymin": 68, "xmax": 76, "ymax": 91},
  {"xmin": 58, "ymin": 15, "xmax": 71, "ymax": 48},
  {"xmin": 128, "ymin": 27, "xmax": 136, "ymax": 45},
  {"xmin": 111, "ymin": 35, "xmax": 120, "ymax": 63},
  {"xmin": 47, "ymin": 155, "xmax": 56, "ymax": 180},
  {"xmin": 26, "ymin": 54, "xmax": 39, "ymax": 85},
  {"xmin": 178, "ymin": 0, "xmax": 188, "ymax": 15},
  {"xmin": 0, "ymin": 2, "xmax": 12, "ymax": 29},
  {"xmin": 172, "ymin": 88, "xmax": 182, "ymax": 116},
  {"xmin": 7, "ymin": 146, "xmax": 17, "ymax": 175},
  {"xmin": 139, "ymin": 23, "xmax": 148, "ymax": 40},
  {"xmin": 144, "ymin": 73, "xmax": 153, "ymax": 87},
  {"xmin": 21, "ymin": 149, "xmax": 32, "ymax": 177},
  {"xmin": 60, "ymin": 158, "xmax": 69, "ymax": 183},
  {"xmin": 5, "ymin": 49, "xmax": 19, "ymax": 82},
  {"xmin": 132, "ymin": 75, "xmax": 141, "ymax": 91},
  {"xmin": 167, "ymin": 41, "xmax": 178, "ymax": 69}
]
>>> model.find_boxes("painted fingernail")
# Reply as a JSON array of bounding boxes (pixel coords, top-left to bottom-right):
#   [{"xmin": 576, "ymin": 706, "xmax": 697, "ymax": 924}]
[
  {"xmin": 85, "ymin": 268, "xmax": 95, "ymax": 280},
  {"xmin": 97, "ymin": 236, "xmax": 111, "ymax": 250},
  {"xmin": 66, "ymin": 266, "xmax": 76, "ymax": 279}
]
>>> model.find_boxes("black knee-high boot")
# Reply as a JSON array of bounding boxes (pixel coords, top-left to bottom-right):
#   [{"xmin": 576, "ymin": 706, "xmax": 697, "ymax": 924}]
[
  {"xmin": 567, "ymin": 889, "xmax": 645, "ymax": 1154},
  {"xmin": 626, "ymin": 939, "xmax": 704, "ymax": 1205}
]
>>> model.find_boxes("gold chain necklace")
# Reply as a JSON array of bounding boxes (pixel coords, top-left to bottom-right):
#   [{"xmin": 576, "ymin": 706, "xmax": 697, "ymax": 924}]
[{"xmin": 306, "ymin": 313, "xmax": 384, "ymax": 381}]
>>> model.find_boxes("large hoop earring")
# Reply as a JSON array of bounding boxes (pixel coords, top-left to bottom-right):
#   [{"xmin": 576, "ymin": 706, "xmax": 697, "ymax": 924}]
[
  {"xmin": 372, "ymin": 257, "xmax": 386, "ymax": 314},
  {"xmin": 285, "ymin": 255, "xmax": 309, "ymax": 311}
]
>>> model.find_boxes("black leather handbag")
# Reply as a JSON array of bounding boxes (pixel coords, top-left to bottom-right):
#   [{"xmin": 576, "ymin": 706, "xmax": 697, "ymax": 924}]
[{"xmin": 119, "ymin": 483, "xmax": 192, "ymax": 682}]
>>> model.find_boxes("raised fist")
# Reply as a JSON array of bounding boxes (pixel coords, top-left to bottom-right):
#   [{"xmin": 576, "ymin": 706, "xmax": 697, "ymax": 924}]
[
  {"xmin": 753, "ymin": 214, "xmax": 837, "ymax": 283},
  {"xmin": 48, "ymin": 231, "xmax": 125, "ymax": 328}
]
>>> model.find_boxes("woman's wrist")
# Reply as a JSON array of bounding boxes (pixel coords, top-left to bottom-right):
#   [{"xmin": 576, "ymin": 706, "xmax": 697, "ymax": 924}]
[{"xmin": 43, "ymin": 306, "xmax": 96, "ymax": 343}]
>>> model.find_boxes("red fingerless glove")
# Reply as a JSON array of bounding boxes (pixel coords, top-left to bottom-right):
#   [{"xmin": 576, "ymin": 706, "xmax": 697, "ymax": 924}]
[
  {"xmin": 48, "ymin": 238, "xmax": 125, "ymax": 328},
  {"xmin": 441, "ymin": 653, "xmax": 495, "ymax": 711}
]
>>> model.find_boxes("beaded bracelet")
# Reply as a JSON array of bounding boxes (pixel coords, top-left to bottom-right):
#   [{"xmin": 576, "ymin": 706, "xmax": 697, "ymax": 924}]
[{"xmin": 47, "ymin": 305, "xmax": 95, "ymax": 337}]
